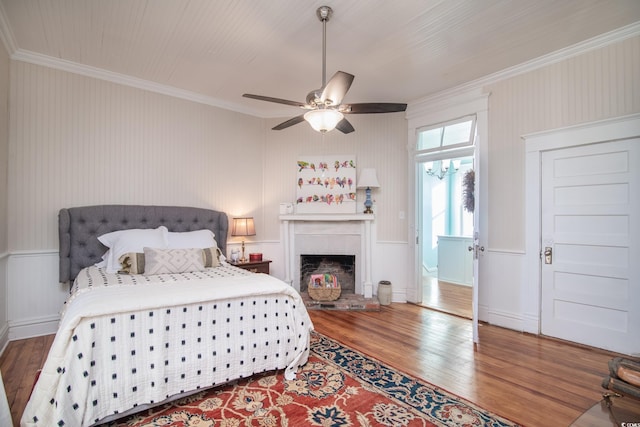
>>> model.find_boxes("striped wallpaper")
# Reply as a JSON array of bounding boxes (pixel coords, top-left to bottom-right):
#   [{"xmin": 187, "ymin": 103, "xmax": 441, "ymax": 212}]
[
  {"xmin": 484, "ymin": 34, "xmax": 640, "ymax": 251},
  {"xmin": 6, "ymin": 34, "xmax": 639, "ymax": 254},
  {"xmin": 0, "ymin": 39, "xmax": 8, "ymax": 253},
  {"xmin": 7, "ymin": 60, "xmax": 409, "ymax": 253}
]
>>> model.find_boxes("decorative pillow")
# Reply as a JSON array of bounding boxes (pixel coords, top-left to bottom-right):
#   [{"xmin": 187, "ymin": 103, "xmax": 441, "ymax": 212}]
[
  {"xmin": 117, "ymin": 246, "xmax": 220, "ymax": 274},
  {"xmin": 202, "ymin": 247, "xmax": 220, "ymax": 268},
  {"xmin": 143, "ymin": 247, "xmax": 206, "ymax": 276},
  {"xmin": 118, "ymin": 252, "xmax": 145, "ymax": 274},
  {"xmin": 167, "ymin": 229, "xmax": 217, "ymax": 249},
  {"xmin": 98, "ymin": 226, "xmax": 169, "ymax": 273}
]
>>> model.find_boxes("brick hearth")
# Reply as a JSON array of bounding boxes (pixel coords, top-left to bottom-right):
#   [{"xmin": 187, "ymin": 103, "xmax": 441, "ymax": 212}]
[{"xmin": 301, "ymin": 292, "xmax": 381, "ymax": 311}]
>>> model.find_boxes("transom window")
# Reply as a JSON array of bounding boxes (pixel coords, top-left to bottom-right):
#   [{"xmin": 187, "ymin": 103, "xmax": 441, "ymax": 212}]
[{"xmin": 416, "ymin": 115, "xmax": 476, "ymax": 153}]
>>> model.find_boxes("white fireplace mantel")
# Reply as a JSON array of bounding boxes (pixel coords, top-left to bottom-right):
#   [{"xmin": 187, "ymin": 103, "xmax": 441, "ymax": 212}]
[{"xmin": 279, "ymin": 214, "xmax": 375, "ymax": 298}]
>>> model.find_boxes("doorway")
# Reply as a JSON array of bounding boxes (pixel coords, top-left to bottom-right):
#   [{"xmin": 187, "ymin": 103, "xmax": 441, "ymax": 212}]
[
  {"xmin": 524, "ymin": 113, "xmax": 640, "ymax": 355},
  {"xmin": 419, "ymin": 157, "xmax": 473, "ymax": 319},
  {"xmin": 407, "ymin": 91, "xmax": 488, "ymax": 344}
]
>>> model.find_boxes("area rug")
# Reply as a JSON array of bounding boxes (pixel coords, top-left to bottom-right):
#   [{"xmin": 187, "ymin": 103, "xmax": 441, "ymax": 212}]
[{"xmin": 106, "ymin": 332, "xmax": 519, "ymax": 426}]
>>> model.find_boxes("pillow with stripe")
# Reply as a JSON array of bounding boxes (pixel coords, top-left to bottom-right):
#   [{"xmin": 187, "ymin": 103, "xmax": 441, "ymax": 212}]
[
  {"xmin": 118, "ymin": 247, "xmax": 220, "ymax": 274},
  {"xmin": 143, "ymin": 247, "xmax": 206, "ymax": 275}
]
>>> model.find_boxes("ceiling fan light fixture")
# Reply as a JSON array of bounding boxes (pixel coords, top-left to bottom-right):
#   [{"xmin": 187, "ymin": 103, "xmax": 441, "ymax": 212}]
[{"xmin": 304, "ymin": 109, "xmax": 343, "ymax": 133}]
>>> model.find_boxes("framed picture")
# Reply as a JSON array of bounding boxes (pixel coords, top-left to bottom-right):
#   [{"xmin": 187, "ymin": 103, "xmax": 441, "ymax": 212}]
[{"xmin": 295, "ymin": 155, "xmax": 357, "ymax": 214}]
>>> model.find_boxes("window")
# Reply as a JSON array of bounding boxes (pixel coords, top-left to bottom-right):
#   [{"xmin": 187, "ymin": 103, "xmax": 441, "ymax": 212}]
[{"xmin": 416, "ymin": 115, "xmax": 476, "ymax": 153}]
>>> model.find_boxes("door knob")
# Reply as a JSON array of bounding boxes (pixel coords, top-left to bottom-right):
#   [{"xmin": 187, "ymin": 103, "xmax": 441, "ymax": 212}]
[{"xmin": 468, "ymin": 244, "xmax": 485, "ymax": 257}]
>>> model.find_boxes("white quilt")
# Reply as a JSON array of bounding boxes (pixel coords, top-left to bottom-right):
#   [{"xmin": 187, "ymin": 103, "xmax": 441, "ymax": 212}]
[{"xmin": 21, "ymin": 266, "xmax": 313, "ymax": 427}]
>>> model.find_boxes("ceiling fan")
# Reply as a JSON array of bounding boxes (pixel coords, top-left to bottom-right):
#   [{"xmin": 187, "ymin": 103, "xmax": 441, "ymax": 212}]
[{"xmin": 242, "ymin": 6, "xmax": 407, "ymax": 134}]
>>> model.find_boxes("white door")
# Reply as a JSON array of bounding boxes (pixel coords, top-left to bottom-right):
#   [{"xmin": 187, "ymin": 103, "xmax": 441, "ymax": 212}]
[
  {"xmin": 540, "ymin": 138, "xmax": 639, "ymax": 354},
  {"xmin": 416, "ymin": 152, "xmax": 479, "ymax": 343}
]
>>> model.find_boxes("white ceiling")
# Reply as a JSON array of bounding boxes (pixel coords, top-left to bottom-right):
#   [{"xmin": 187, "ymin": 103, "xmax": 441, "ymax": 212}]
[{"xmin": 1, "ymin": 0, "xmax": 639, "ymax": 118}]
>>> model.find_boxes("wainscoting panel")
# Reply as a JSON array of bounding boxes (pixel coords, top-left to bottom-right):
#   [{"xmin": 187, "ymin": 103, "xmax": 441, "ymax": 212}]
[
  {"xmin": 7, "ymin": 251, "xmax": 66, "ymax": 339},
  {"xmin": 0, "ymin": 253, "xmax": 8, "ymax": 352},
  {"xmin": 478, "ymin": 250, "xmax": 530, "ymax": 332}
]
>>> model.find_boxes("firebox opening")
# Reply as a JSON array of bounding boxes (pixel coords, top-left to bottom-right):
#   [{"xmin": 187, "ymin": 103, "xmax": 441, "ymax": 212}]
[{"xmin": 300, "ymin": 254, "xmax": 355, "ymax": 294}]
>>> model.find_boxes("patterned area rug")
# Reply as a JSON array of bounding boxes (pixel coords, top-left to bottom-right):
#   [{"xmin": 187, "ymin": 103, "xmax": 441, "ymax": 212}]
[{"xmin": 106, "ymin": 332, "xmax": 519, "ymax": 426}]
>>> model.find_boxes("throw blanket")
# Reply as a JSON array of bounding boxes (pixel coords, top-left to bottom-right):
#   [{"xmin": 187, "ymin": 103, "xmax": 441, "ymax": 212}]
[{"xmin": 22, "ymin": 267, "xmax": 313, "ymax": 427}]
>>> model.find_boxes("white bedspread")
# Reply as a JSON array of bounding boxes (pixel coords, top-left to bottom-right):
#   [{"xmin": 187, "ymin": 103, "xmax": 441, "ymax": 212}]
[{"xmin": 21, "ymin": 266, "xmax": 313, "ymax": 427}]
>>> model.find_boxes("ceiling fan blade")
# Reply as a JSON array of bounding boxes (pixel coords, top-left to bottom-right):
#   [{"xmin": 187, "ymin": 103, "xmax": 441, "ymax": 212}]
[
  {"xmin": 243, "ymin": 94, "xmax": 306, "ymax": 108},
  {"xmin": 335, "ymin": 118, "xmax": 355, "ymax": 134},
  {"xmin": 343, "ymin": 103, "xmax": 408, "ymax": 114},
  {"xmin": 272, "ymin": 115, "xmax": 306, "ymax": 130},
  {"xmin": 320, "ymin": 71, "xmax": 354, "ymax": 106}
]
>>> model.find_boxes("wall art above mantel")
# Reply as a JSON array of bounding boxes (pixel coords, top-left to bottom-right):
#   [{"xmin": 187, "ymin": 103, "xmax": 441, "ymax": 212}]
[{"xmin": 295, "ymin": 155, "xmax": 357, "ymax": 214}]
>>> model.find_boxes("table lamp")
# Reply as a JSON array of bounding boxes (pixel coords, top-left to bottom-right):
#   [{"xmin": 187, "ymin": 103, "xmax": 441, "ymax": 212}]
[
  {"xmin": 356, "ymin": 169, "xmax": 380, "ymax": 214},
  {"xmin": 231, "ymin": 217, "xmax": 256, "ymax": 262}
]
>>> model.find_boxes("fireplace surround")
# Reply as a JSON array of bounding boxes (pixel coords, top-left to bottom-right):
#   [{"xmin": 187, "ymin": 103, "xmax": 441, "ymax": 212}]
[{"xmin": 280, "ymin": 214, "xmax": 375, "ymax": 298}]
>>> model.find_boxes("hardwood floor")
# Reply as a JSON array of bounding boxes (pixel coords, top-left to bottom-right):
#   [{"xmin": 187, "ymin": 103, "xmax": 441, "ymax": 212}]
[
  {"xmin": 0, "ymin": 334, "xmax": 54, "ymax": 427},
  {"xmin": 420, "ymin": 273, "xmax": 473, "ymax": 319},
  {"xmin": 311, "ymin": 305, "xmax": 623, "ymax": 427},
  {"xmin": 1, "ymin": 305, "xmax": 623, "ymax": 427}
]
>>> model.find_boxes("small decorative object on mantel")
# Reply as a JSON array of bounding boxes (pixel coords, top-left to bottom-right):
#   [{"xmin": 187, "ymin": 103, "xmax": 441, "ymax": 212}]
[
  {"xmin": 357, "ymin": 168, "xmax": 380, "ymax": 214},
  {"xmin": 463, "ymin": 169, "xmax": 475, "ymax": 213},
  {"xmin": 308, "ymin": 274, "xmax": 341, "ymax": 301}
]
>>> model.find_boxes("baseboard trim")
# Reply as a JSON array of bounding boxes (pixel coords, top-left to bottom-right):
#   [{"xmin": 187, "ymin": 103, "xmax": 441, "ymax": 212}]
[
  {"xmin": 9, "ymin": 315, "xmax": 59, "ymax": 340},
  {"xmin": 480, "ymin": 307, "xmax": 527, "ymax": 332}
]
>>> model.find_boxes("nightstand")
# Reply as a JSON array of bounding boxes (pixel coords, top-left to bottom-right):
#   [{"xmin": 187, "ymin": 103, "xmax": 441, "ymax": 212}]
[{"xmin": 229, "ymin": 259, "xmax": 271, "ymax": 274}]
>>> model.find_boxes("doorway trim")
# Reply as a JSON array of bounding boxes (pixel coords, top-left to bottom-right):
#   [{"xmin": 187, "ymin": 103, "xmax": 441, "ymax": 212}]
[
  {"xmin": 523, "ymin": 113, "xmax": 640, "ymax": 334},
  {"xmin": 407, "ymin": 88, "xmax": 489, "ymax": 342}
]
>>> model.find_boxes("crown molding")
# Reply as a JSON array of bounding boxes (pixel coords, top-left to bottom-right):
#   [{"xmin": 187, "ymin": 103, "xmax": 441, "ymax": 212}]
[
  {"xmin": 409, "ymin": 21, "xmax": 640, "ymax": 111},
  {"xmin": 3, "ymin": 12, "xmax": 638, "ymax": 120},
  {"xmin": 10, "ymin": 48, "xmax": 264, "ymax": 118}
]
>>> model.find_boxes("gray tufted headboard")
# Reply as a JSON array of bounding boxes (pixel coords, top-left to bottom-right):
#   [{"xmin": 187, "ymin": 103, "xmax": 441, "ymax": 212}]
[{"xmin": 59, "ymin": 205, "xmax": 229, "ymax": 283}]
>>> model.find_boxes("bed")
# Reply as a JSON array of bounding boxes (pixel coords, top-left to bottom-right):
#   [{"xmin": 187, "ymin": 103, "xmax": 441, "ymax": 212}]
[{"xmin": 21, "ymin": 205, "xmax": 313, "ymax": 427}]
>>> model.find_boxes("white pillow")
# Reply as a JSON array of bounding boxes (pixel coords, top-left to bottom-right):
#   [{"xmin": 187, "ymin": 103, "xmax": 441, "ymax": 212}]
[
  {"xmin": 167, "ymin": 229, "xmax": 217, "ymax": 249},
  {"xmin": 97, "ymin": 226, "xmax": 169, "ymax": 273},
  {"xmin": 95, "ymin": 250, "xmax": 109, "ymax": 268}
]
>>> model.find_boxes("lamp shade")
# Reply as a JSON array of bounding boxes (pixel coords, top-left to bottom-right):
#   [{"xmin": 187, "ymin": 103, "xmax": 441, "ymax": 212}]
[
  {"xmin": 231, "ymin": 217, "xmax": 256, "ymax": 237},
  {"xmin": 304, "ymin": 109, "xmax": 344, "ymax": 133},
  {"xmin": 356, "ymin": 168, "xmax": 380, "ymax": 189}
]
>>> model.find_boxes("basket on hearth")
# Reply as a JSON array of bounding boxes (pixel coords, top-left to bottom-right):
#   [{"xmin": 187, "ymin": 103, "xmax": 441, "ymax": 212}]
[{"xmin": 307, "ymin": 273, "xmax": 341, "ymax": 301}]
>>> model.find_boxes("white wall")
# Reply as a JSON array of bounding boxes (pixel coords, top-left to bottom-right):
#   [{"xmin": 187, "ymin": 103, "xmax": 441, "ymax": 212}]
[
  {"xmin": 485, "ymin": 34, "xmax": 640, "ymax": 252},
  {"xmin": 0, "ymin": 31, "xmax": 10, "ymax": 350}
]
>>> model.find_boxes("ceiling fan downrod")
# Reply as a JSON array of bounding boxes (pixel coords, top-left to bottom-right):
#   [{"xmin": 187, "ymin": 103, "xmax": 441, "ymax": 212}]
[{"xmin": 316, "ymin": 6, "xmax": 333, "ymax": 88}]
